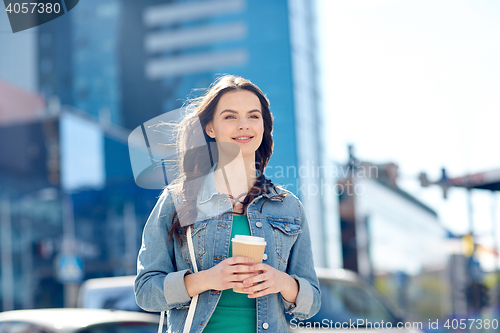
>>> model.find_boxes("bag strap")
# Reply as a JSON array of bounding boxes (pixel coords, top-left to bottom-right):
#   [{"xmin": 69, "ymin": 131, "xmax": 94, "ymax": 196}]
[
  {"xmin": 158, "ymin": 311, "xmax": 165, "ymax": 333},
  {"xmin": 187, "ymin": 225, "xmax": 199, "ymax": 273},
  {"xmin": 183, "ymin": 225, "xmax": 199, "ymax": 333},
  {"xmin": 158, "ymin": 225, "xmax": 199, "ymax": 333}
]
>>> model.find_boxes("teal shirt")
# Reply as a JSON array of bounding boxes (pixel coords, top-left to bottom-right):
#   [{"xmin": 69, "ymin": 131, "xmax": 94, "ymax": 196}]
[{"xmin": 203, "ymin": 215, "xmax": 257, "ymax": 333}]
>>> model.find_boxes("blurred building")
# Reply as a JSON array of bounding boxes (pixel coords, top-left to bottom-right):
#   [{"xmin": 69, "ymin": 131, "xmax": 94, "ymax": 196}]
[
  {"xmin": 0, "ymin": 103, "xmax": 158, "ymax": 310},
  {"xmin": 338, "ymin": 158, "xmax": 451, "ymax": 321},
  {"xmin": 0, "ymin": 80, "xmax": 45, "ymax": 125},
  {"xmin": 420, "ymin": 167, "xmax": 500, "ymax": 314},
  {"xmin": 37, "ymin": 0, "xmax": 122, "ymax": 125}
]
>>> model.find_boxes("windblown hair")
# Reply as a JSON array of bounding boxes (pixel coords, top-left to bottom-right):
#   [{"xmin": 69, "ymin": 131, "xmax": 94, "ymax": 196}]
[{"xmin": 164, "ymin": 75, "xmax": 285, "ymax": 245}]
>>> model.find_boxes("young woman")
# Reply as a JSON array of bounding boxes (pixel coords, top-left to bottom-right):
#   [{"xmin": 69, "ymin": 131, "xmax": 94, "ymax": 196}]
[{"xmin": 134, "ymin": 75, "xmax": 321, "ymax": 333}]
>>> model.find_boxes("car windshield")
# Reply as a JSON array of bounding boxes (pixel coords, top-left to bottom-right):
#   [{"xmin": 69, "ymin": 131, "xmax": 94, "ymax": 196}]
[
  {"xmin": 78, "ymin": 322, "xmax": 158, "ymax": 333},
  {"xmin": 300, "ymin": 280, "xmax": 398, "ymax": 327},
  {"xmin": 0, "ymin": 322, "xmax": 52, "ymax": 333},
  {"xmin": 80, "ymin": 286, "xmax": 141, "ymax": 312}
]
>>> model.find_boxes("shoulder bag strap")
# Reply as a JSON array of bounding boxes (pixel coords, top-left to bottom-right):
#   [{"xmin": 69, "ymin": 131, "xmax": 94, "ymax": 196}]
[
  {"xmin": 183, "ymin": 225, "xmax": 199, "ymax": 333},
  {"xmin": 158, "ymin": 225, "xmax": 199, "ymax": 333},
  {"xmin": 158, "ymin": 312, "xmax": 165, "ymax": 333}
]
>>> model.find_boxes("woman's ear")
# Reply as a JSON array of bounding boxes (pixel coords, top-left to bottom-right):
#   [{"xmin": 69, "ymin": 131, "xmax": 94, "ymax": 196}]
[{"xmin": 205, "ymin": 123, "xmax": 215, "ymax": 138}]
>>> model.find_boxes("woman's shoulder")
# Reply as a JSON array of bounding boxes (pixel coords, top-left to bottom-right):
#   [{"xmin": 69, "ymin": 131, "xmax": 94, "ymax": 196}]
[
  {"xmin": 264, "ymin": 182, "xmax": 306, "ymax": 219},
  {"xmin": 271, "ymin": 183, "xmax": 302, "ymax": 203},
  {"xmin": 156, "ymin": 183, "xmax": 185, "ymax": 214},
  {"xmin": 160, "ymin": 183, "xmax": 184, "ymax": 201}
]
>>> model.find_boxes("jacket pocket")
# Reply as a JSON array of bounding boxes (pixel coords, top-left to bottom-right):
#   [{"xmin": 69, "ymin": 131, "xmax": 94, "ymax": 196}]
[
  {"xmin": 180, "ymin": 221, "xmax": 208, "ymax": 269},
  {"xmin": 268, "ymin": 218, "xmax": 301, "ymax": 266}
]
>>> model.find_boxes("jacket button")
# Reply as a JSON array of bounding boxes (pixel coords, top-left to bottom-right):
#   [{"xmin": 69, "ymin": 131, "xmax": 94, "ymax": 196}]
[
  {"xmin": 256, "ymin": 222, "xmax": 262, "ymax": 228},
  {"xmin": 263, "ymin": 253, "xmax": 267, "ymax": 260},
  {"xmin": 263, "ymin": 322, "xmax": 269, "ymax": 329},
  {"xmin": 285, "ymin": 226, "xmax": 291, "ymax": 232}
]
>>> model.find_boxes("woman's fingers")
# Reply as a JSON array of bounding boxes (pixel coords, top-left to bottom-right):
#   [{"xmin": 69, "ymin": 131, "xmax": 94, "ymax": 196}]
[
  {"xmin": 243, "ymin": 263, "xmax": 271, "ymax": 283},
  {"xmin": 245, "ymin": 283, "xmax": 273, "ymax": 298},
  {"xmin": 248, "ymin": 263, "xmax": 269, "ymax": 273},
  {"xmin": 247, "ymin": 289, "xmax": 270, "ymax": 298},
  {"xmin": 208, "ymin": 256, "xmax": 265, "ymax": 291},
  {"xmin": 230, "ymin": 272, "xmax": 258, "ymax": 282},
  {"xmin": 242, "ymin": 271, "xmax": 267, "ymax": 285},
  {"xmin": 239, "ymin": 263, "xmax": 285, "ymax": 297},
  {"xmin": 232, "ymin": 264, "xmax": 254, "ymax": 274},
  {"xmin": 228, "ymin": 256, "xmax": 254, "ymax": 265}
]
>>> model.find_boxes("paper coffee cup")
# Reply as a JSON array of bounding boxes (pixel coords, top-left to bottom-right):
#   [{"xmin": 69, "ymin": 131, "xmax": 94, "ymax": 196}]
[{"xmin": 231, "ymin": 235, "xmax": 266, "ymax": 293}]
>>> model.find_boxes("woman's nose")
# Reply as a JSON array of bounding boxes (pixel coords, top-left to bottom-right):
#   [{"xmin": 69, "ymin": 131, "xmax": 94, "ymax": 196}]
[{"xmin": 238, "ymin": 118, "xmax": 249, "ymax": 129}]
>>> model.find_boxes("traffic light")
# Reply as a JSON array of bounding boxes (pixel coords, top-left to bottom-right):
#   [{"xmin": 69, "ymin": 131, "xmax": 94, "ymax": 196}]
[
  {"xmin": 479, "ymin": 283, "xmax": 490, "ymax": 308},
  {"xmin": 418, "ymin": 168, "xmax": 450, "ymax": 198},
  {"xmin": 466, "ymin": 282, "xmax": 490, "ymax": 310}
]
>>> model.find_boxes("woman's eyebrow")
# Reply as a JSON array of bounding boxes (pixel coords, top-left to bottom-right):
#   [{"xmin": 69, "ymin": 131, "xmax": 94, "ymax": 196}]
[{"xmin": 219, "ymin": 109, "xmax": 262, "ymax": 115}]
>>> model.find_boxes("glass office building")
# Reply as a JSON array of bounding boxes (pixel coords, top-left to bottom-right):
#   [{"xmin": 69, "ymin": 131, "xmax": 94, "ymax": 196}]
[
  {"xmin": 0, "ymin": 108, "xmax": 158, "ymax": 309},
  {"xmin": 37, "ymin": 0, "xmax": 122, "ymax": 125}
]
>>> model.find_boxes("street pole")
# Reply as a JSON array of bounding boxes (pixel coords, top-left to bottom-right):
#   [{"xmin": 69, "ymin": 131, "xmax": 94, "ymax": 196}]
[
  {"xmin": 466, "ymin": 182, "xmax": 481, "ymax": 322},
  {"xmin": 492, "ymin": 191, "xmax": 500, "ymax": 308},
  {"xmin": 466, "ymin": 178, "xmax": 473, "ymax": 306},
  {"xmin": 124, "ymin": 202, "xmax": 137, "ymax": 275},
  {"xmin": 62, "ymin": 193, "xmax": 78, "ymax": 308},
  {"xmin": 1, "ymin": 192, "xmax": 14, "ymax": 311},
  {"xmin": 21, "ymin": 199, "xmax": 34, "ymax": 309},
  {"xmin": 467, "ymin": 186, "xmax": 474, "ymax": 240},
  {"xmin": 20, "ymin": 188, "xmax": 57, "ymax": 309}
]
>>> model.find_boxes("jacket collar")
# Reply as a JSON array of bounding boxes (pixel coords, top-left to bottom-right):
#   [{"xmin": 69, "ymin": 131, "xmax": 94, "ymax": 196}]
[
  {"xmin": 197, "ymin": 163, "xmax": 219, "ymax": 204},
  {"xmin": 198, "ymin": 163, "xmax": 283, "ymax": 204}
]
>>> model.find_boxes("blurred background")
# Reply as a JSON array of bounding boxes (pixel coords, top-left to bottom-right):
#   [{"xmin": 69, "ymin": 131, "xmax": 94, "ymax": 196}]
[{"xmin": 1, "ymin": 0, "xmax": 499, "ymax": 329}]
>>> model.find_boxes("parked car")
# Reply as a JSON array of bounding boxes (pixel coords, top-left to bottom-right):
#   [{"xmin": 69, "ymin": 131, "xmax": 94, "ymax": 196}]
[
  {"xmin": 0, "ymin": 308, "xmax": 160, "ymax": 333},
  {"xmin": 289, "ymin": 268, "xmax": 423, "ymax": 332},
  {"xmin": 77, "ymin": 275, "xmax": 140, "ymax": 312}
]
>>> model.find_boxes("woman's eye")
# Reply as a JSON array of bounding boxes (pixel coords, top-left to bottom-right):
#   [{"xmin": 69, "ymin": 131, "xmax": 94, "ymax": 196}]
[
  {"xmin": 225, "ymin": 115, "xmax": 236, "ymax": 119},
  {"xmin": 250, "ymin": 115, "xmax": 260, "ymax": 119}
]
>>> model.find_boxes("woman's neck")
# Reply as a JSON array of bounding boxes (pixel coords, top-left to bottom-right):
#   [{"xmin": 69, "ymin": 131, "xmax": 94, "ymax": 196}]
[{"xmin": 214, "ymin": 151, "xmax": 257, "ymax": 201}]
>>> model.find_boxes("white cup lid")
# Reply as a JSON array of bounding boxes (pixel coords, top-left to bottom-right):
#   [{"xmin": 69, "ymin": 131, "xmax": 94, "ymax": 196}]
[{"xmin": 232, "ymin": 235, "xmax": 266, "ymax": 245}]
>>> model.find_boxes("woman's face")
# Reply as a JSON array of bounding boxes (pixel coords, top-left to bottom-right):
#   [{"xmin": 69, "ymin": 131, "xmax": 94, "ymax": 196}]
[{"xmin": 205, "ymin": 89, "xmax": 264, "ymax": 158}]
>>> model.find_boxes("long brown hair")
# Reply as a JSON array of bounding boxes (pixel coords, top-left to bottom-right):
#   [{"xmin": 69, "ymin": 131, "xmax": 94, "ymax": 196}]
[{"xmin": 165, "ymin": 75, "xmax": 284, "ymax": 245}]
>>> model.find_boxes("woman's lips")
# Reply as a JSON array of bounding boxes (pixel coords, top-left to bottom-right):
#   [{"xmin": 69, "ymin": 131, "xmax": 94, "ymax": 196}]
[{"xmin": 232, "ymin": 136, "xmax": 254, "ymax": 143}]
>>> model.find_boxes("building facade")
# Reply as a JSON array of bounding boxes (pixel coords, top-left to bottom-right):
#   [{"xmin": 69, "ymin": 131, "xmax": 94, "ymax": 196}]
[
  {"xmin": 338, "ymin": 161, "xmax": 451, "ymax": 321},
  {"xmin": 0, "ymin": 107, "xmax": 159, "ymax": 310}
]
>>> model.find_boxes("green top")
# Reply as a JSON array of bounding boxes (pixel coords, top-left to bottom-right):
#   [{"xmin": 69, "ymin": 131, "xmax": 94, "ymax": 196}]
[{"xmin": 203, "ymin": 214, "xmax": 257, "ymax": 333}]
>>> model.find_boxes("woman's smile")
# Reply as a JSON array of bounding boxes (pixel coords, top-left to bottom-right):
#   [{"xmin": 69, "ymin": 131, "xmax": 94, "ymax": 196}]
[{"xmin": 232, "ymin": 135, "xmax": 254, "ymax": 143}]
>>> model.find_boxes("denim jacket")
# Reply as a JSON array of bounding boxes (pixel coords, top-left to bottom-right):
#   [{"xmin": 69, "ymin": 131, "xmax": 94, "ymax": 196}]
[{"xmin": 134, "ymin": 170, "xmax": 321, "ymax": 333}]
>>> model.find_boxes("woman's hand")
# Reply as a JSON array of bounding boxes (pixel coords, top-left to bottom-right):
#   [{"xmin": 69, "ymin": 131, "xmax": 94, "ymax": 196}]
[
  {"xmin": 204, "ymin": 256, "xmax": 258, "ymax": 291},
  {"xmin": 242, "ymin": 264, "xmax": 299, "ymax": 302}
]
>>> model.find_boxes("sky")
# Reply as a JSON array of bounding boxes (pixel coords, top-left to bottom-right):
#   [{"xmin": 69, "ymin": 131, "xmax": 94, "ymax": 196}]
[{"xmin": 316, "ymin": 0, "xmax": 500, "ymax": 271}]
